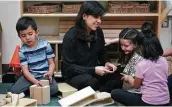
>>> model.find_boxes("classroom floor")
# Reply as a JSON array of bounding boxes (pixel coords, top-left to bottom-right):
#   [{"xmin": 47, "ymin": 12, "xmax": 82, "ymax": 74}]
[
  {"xmin": 0, "ymin": 83, "xmax": 61, "ymax": 106},
  {"xmin": 0, "ymin": 83, "xmax": 119, "ymax": 106}
]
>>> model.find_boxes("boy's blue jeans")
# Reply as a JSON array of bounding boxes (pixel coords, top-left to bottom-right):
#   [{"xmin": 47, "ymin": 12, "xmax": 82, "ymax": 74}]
[{"xmin": 9, "ymin": 76, "xmax": 58, "ymax": 96}]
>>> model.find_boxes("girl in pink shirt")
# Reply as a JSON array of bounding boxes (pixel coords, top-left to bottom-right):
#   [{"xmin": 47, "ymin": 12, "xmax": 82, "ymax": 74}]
[{"xmin": 111, "ymin": 25, "xmax": 170, "ymax": 106}]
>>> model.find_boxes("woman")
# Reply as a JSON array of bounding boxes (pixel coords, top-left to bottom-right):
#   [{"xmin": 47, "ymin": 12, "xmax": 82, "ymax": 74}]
[{"xmin": 62, "ymin": 1, "xmax": 119, "ymax": 92}]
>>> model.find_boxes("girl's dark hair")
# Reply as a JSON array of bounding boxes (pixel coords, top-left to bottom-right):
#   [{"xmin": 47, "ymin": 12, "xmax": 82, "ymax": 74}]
[
  {"xmin": 141, "ymin": 22, "xmax": 154, "ymax": 36},
  {"xmin": 138, "ymin": 29, "xmax": 163, "ymax": 61},
  {"xmin": 75, "ymin": 1, "xmax": 106, "ymax": 30},
  {"xmin": 118, "ymin": 28, "xmax": 140, "ymax": 65},
  {"xmin": 16, "ymin": 16, "xmax": 37, "ymax": 35}
]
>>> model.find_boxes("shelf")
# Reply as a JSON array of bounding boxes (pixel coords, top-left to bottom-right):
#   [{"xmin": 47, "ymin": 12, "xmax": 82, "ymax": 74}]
[
  {"xmin": 23, "ymin": 13, "xmax": 159, "ymax": 17},
  {"xmin": 39, "ymin": 36, "xmax": 63, "ymax": 44}
]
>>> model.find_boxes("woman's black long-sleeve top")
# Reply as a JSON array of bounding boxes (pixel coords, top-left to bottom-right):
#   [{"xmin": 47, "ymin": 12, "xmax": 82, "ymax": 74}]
[{"xmin": 62, "ymin": 26, "xmax": 109, "ymax": 80}]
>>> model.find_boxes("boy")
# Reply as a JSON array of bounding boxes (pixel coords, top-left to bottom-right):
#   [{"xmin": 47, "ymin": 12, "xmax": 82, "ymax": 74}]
[{"xmin": 10, "ymin": 16, "xmax": 58, "ymax": 96}]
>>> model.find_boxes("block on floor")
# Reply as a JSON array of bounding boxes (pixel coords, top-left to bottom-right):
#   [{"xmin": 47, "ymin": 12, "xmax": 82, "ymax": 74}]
[{"xmin": 57, "ymin": 83, "xmax": 78, "ymax": 98}]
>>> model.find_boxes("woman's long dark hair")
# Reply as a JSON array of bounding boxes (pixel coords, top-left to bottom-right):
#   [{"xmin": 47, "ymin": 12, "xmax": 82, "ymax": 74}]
[
  {"xmin": 75, "ymin": 1, "xmax": 106, "ymax": 30},
  {"xmin": 118, "ymin": 28, "xmax": 140, "ymax": 65},
  {"xmin": 75, "ymin": 1, "xmax": 106, "ymax": 42}
]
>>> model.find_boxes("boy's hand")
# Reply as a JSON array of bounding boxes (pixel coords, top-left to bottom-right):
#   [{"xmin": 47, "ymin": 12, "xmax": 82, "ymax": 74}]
[
  {"xmin": 35, "ymin": 81, "xmax": 43, "ymax": 87},
  {"xmin": 43, "ymin": 71, "xmax": 53, "ymax": 83}
]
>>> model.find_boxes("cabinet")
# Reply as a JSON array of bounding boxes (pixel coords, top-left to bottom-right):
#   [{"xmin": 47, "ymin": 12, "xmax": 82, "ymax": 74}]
[{"xmin": 21, "ymin": 1, "xmax": 163, "ymax": 76}]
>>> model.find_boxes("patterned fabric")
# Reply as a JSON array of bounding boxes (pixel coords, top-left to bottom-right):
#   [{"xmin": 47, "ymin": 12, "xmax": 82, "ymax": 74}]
[
  {"xmin": 122, "ymin": 53, "xmax": 143, "ymax": 93},
  {"xmin": 19, "ymin": 37, "xmax": 55, "ymax": 78}
]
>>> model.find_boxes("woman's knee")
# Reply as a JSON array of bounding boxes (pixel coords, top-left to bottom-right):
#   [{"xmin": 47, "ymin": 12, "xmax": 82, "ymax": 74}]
[
  {"xmin": 87, "ymin": 77, "xmax": 100, "ymax": 90},
  {"xmin": 111, "ymin": 89, "xmax": 123, "ymax": 100}
]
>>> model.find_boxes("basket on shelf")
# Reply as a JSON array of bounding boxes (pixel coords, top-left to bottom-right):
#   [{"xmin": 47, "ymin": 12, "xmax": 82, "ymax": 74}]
[
  {"xmin": 108, "ymin": 1, "xmax": 150, "ymax": 13},
  {"xmin": 62, "ymin": 3, "xmax": 82, "ymax": 13},
  {"xmin": 28, "ymin": 3, "xmax": 62, "ymax": 14}
]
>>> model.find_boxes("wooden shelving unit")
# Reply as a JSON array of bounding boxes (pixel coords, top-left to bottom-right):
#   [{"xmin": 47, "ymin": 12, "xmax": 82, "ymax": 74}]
[
  {"xmin": 21, "ymin": 1, "xmax": 162, "ymax": 75},
  {"xmin": 0, "ymin": 22, "xmax": 2, "ymax": 74}
]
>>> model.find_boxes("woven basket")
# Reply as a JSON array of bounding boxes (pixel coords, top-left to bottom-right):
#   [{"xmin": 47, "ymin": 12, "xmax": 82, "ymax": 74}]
[
  {"xmin": 28, "ymin": 3, "xmax": 62, "ymax": 14},
  {"xmin": 108, "ymin": 2, "xmax": 150, "ymax": 13},
  {"xmin": 62, "ymin": 3, "xmax": 82, "ymax": 13}
]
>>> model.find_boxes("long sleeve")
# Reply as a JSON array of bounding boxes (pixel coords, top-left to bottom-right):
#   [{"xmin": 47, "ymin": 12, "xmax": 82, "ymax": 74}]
[{"xmin": 62, "ymin": 35, "xmax": 95, "ymax": 79}]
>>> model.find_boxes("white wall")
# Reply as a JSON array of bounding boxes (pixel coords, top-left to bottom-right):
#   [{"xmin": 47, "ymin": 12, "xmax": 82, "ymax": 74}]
[
  {"xmin": 160, "ymin": 19, "xmax": 172, "ymax": 50},
  {"xmin": 0, "ymin": 1, "xmax": 21, "ymax": 64}
]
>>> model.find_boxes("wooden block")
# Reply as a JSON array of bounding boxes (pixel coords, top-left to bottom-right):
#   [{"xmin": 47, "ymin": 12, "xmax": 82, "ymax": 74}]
[
  {"xmin": 42, "ymin": 86, "xmax": 50, "ymax": 104},
  {"xmin": 0, "ymin": 94, "xmax": 7, "ymax": 106},
  {"xmin": 32, "ymin": 86, "xmax": 50, "ymax": 104},
  {"xmin": 33, "ymin": 87, "xmax": 42, "ymax": 104},
  {"xmin": 11, "ymin": 94, "xmax": 19, "ymax": 106},
  {"xmin": 5, "ymin": 98, "xmax": 11, "ymax": 104},
  {"xmin": 3, "ymin": 98, "xmax": 37, "ymax": 107},
  {"xmin": 58, "ymin": 83, "xmax": 78, "ymax": 98},
  {"xmin": 40, "ymin": 80, "xmax": 49, "ymax": 86},
  {"xmin": 88, "ymin": 92, "xmax": 114, "ymax": 106},
  {"xmin": 58, "ymin": 86, "xmax": 96, "ymax": 106},
  {"xmin": 29, "ymin": 85, "xmax": 37, "ymax": 98}
]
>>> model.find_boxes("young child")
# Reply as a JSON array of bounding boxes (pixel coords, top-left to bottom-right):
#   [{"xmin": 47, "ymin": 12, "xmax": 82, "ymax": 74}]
[
  {"xmin": 111, "ymin": 28, "xmax": 170, "ymax": 106},
  {"xmin": 117, "ymin": 28, "xmax": 143, "ymax": 92},
  {"xmin": 10, "ymin": 16, "xmax": 58, "ymax": 96}
]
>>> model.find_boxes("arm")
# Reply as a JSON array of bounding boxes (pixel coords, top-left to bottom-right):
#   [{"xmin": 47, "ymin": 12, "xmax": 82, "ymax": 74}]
[
  {"xmin": 105, "ymin": 38, "xmax": 119, "ymax": 46},
  {"xmin": 43, "ymin": 42, "xmax": 55, "ymax": 81},
  {"xmin": 122, "ymin": 75, "xmax": 142, "ymax": 88},
  {"xmin": 163, "ymin": 48, "xmax": 172, "ymax": 57},
  {"xmin": 19, "ymin": 50, "xmax": 41, "ymax": 86},
  {"xmin": 47, "ymin": 58, "xmax": 55, "ymax": 76},
  {"xmin": 22, "ymin": 64, "xmax": 39, "ymax": 84}
]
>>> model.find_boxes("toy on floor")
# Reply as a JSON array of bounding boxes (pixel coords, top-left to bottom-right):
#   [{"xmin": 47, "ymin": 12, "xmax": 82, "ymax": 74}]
[{"xmin": 30, "ymin": 80, "xmax": 50, "ymax": 104}]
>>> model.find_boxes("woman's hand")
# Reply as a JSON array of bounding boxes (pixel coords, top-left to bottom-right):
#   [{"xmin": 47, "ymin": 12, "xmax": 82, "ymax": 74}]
[
  {"xmin": 95, "ymin": 66, "xmax": 110, "ymax": 76},
  {"xmin": 105, "ymin": 62, "xmax": 117, "ymax": 73}
]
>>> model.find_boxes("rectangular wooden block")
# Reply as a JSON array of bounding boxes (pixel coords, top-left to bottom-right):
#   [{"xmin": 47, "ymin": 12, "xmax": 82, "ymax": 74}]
[
  {"xmin": 88, "ymin": 92, "xmax": 114, "ymax": 106},
  {"xmin": 58, "ymin": 86, "xmax": 96, "ymax": 106},
  {"xmin": 33, "ymin": 87, "xmax": 42, "ymax": 104},
  {"xmin": 3, "ymin": 98, "xmax": 37, "ymax": 107},
  {"xmin": 42, "ymin": 86, "xmax": 50, "ymax": 104},
  {"xmin": 32, "ymin": 85, "xmax": 50, "ymax": 104},
  {"xmin": 29, "ymin": 85, "xmax": 37, "ymax": 99},
  {"xmin": 40, "ymin": 80, "xmax": 49, "ymax": 86},
  {"xmin": 58, "ymin": 83, "xmax": 78, "ymax": 98},
  {"xmin": 0, "ymin": 94, "xmax": 7, "ymax": 106}
]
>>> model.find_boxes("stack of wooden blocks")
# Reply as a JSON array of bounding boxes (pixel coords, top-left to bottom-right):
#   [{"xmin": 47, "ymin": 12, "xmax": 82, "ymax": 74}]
[{"xmin": 30, "ymin": 80, "xmax": 50, "ymax": 104}]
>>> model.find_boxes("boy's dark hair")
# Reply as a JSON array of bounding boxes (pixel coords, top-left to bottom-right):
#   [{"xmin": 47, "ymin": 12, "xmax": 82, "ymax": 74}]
[
  {"xmin": 75, "ymin": 1, "xmax": 106, "ymax": 30},
  {"xmin": 138, "ymin": 29, "xmax": 163, "ymax": 61},
  {"xmin": 118, "ymin": 28, "xmax": 140, "ymax": 65},
  {"xmin": 16, "ymin": 16, "xmax": 37, "ymax": 35}
]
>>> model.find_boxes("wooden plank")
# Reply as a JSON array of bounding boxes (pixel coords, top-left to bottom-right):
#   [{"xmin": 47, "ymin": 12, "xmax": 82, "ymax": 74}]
[
  {"xmin": 58, "ymin": 83, "xmax": 78, "ymax": 98},
  {"xmin": 58, "ymin": 86, "xmax": 96, "ymax": 106},
  {"xmin": 59, "ymin": 24, "xmax": 141, "ymax": 29},
  {"xmin": 59, "ymin": 20, "xmax": 146, "ymax": 25},
  {"xmin": 3, "ymin": 98, "xmax": 37, "ymax": 107}
]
